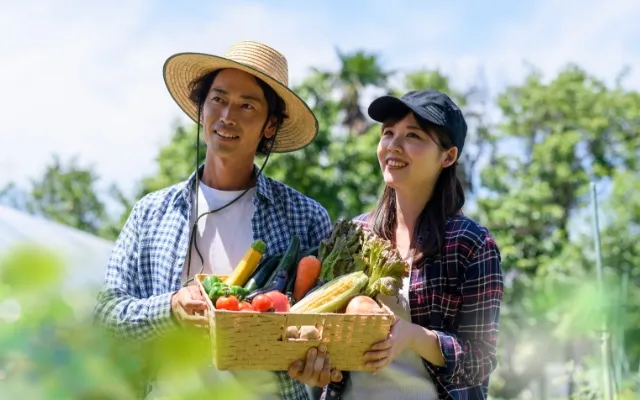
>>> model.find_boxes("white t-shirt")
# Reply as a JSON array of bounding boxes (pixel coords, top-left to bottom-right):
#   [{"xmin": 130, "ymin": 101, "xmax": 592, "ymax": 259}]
[
  {"xmin": 181, "ymin": 181, "xmax": 257, "ymax": 282},
  {"xmin": 342, "ymin": 275, "xmax": 438, "ymax": 400},
  {"xmin": 152, "ymin": 181, "xmax": 280, "ymax": 400}
]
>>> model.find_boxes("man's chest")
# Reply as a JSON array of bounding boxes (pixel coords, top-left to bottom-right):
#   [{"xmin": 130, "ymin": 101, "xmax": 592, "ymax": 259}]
[{"xmin": 139, "ymin": 205, "xmax": 310, "ymax": 293}]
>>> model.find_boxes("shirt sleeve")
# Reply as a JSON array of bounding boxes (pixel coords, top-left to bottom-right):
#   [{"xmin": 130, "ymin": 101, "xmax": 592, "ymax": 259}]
[
  {"xmin": 93, "ymin": 200, "xmax": 177, "ymax": 341},
  {"xmin": 275, "ymin": 372, "xmax": 312, "ymax": 400},
  {"xmin": 425, "ymin": 231, "xmax": 504, "ymax": 386}
]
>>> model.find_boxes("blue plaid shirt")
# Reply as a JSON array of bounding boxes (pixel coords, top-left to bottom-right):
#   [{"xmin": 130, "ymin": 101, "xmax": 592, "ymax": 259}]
[{"xmin": 94, "ymin": 165, "xmax": 332, "ymax": 400}]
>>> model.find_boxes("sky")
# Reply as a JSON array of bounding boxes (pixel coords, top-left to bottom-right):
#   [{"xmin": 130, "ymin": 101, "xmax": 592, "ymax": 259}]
[{"xmin": 1, "ymin": 0, "xmax": 639, "ymax": 201}]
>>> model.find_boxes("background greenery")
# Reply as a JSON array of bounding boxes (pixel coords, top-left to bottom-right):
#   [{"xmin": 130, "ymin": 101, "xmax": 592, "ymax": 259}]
[{"xmin": 1, "ymin": 49, "xmax": 638, "ymax": 399}]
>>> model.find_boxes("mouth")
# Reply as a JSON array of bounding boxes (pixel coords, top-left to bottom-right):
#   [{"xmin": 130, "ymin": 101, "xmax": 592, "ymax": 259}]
[
  {"xmin": 214, "ymin": 130, "xmax": 239, "ymax": 140},
  {"xmin": 385, "ymin": 158, "xmax": 408, "ymax": 169}
]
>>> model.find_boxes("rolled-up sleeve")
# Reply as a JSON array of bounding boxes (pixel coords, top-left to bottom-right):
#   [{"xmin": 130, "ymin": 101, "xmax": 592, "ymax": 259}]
[{"xmin": 427, "ymin": 233, "xmax": 503, "ymax": 386}]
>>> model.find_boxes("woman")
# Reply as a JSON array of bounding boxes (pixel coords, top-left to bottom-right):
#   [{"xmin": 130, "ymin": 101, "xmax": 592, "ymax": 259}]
[{"xmin": 289, "ymin": 89, "xmax": 504, "ymax": 400}]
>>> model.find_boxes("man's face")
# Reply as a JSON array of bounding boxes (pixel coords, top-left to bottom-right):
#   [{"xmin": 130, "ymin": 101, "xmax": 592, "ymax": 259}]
[{"xmin": 201, "ymin": 68, "xmax": 274, "ymax": 160}]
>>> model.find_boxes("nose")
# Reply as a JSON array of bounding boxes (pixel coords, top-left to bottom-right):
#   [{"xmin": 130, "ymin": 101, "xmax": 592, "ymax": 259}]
[
  {"xmin": 387, "ymin": 134, "xmax": 403, "ymax": 154},
  {"xmin": 219, "ymin": 105, "xmax": 236, "ymax": 126}
]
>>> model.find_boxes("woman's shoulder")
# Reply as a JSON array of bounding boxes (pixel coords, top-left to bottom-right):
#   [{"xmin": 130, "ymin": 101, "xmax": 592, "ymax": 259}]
[
  {"xmin": 445, "ymin": 213, "xmax": 497, "ymax": 249},
  {"xmin": 351, "ymin": 212, "xmax": 372, "ymax": 228}
]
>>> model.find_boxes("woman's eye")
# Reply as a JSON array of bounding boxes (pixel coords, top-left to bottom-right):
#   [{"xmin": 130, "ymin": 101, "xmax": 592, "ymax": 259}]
[
  {"xmin": 407, "ymin": 132, "xmax": 420, "ymax": 139},
  {"xmin": 382, "ymin": 130, "xmax": 392, "ymax": 136}
]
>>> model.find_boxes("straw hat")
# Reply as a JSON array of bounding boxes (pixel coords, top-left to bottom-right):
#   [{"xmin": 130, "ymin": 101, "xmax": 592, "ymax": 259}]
[{"xmin": 163, "ymin": 40, "xmax": 319, "ymax": 153}]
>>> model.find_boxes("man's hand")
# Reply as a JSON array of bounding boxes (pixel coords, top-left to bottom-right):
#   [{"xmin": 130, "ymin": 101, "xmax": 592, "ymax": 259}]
[
  {"xmin": 288, "ymin": 344, "xmax": 343, "ymax": 387},
  {"xmin": 170, "ymin": 285, "xmax": 209, "ymax": 328}
]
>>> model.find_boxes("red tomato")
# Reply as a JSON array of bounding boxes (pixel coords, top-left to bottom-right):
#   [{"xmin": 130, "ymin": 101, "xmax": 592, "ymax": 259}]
[
  {"xmin": 238, "ymin": 301, "xmax": 254, "ymax": 312},
  {"xmin": 252, "ymin": 294, "xmax": 274, "ymax": 312},
  {"xmin": 215, "ymin": 295, "xmax": 239, "ymax": 311},
  {"xmin": 265, "ymin": 291, "xmax": 290, "ymax": 312}
]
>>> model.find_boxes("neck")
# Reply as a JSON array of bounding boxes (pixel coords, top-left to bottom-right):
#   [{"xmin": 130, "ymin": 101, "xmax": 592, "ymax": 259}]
[
  {"xmin": 201, "ymin": 154, "xmax": 255, "ymax": 191},
  {"xmin": 394, "ymin": 183, "xmax": 433, "ymax": 254}
]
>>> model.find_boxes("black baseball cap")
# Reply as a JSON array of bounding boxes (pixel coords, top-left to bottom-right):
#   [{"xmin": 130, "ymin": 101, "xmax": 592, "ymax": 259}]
[{"xmin": 368, "ymin": 89, "xmax": 467, "ymax": 159}]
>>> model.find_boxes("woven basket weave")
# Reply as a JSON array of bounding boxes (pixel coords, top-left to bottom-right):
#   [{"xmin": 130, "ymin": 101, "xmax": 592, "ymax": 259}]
[{"xmin": 196, "ymin": 274, "xmax": 393, "ymax": 371}]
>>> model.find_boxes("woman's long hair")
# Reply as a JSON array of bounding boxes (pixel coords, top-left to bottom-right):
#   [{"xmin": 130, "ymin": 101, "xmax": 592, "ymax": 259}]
[{"xmin": 369, "ymin": 111, "xmax": 465, "ymax": 263}]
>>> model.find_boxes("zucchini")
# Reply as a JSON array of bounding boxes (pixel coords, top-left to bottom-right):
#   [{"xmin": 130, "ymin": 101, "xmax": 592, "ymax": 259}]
[
  {"xmin": 264, "ymin": 235, "xmax": 300, "ymax": 287},
  {"xmin": 224, "ymin": 239, "xmax": 267, "ymax": 287},
  {"xmin": 243, "ymin": 254, "xmax": 281, "ymax": 293},
  {"xmin": 285, "ymin": 264, "xmax": 297, "ymax": 305},
  {"xmin": 246, "ymin": 269, "xmax": 289, "ymax": 302}
]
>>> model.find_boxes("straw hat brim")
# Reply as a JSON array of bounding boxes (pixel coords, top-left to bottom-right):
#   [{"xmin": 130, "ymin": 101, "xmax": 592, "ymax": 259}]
[{"xmin": 163, "ymin": 52, "xmax": 319, "ymax": 153}]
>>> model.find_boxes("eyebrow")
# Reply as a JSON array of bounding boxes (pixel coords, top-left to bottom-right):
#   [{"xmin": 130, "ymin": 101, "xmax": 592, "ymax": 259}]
[
  {"xmin": 210, "ymin": 88, "xmax": 263, "ymax": 103},
  {"xmin": 406, "ymin": 124, "xmax": 424, "ymax": 131}
]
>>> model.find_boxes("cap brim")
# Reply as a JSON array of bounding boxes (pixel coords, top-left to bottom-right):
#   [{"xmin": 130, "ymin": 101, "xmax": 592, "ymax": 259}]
[
  {"xmin": 368, "ymin": 96, "xmax": 414, "ymax": 123},
  {"xmin": 368, "ymin": 95, "xmax": 448, "ymax": 129}
]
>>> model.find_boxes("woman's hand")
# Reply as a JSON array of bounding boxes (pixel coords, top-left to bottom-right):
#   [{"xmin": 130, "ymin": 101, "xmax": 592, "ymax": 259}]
[{"xmin": 364, "ymin": 318, "xmax": 416, "ymax": 373}]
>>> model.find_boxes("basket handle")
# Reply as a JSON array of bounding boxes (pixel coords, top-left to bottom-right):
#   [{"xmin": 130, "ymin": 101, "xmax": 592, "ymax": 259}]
[{"xmin": 281, "ymin": 315, "xmax": 326, "ymax": 342}]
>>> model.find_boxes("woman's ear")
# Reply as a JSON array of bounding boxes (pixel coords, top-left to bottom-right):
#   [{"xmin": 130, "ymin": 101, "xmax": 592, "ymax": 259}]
[{"xmin": 442, "ymin": 147, "xmax": 458, "ymax": 168}]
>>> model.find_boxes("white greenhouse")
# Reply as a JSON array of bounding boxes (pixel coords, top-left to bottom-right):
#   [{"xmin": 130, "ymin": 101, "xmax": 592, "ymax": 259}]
[{"xmin": 0, "ymin": 205, "xmax": 114, "ymax": 318}]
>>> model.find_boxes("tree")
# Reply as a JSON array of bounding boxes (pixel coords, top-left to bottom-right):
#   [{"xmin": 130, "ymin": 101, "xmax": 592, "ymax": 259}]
[
  {"xmin": 475, "ymin": 64, "xmax": 640, "ymax": 398},
  {"xmin": 0, "ymin": 155, "xmax": 112, "ymax": 238},
  {"xmin": 265, "ymin": 69, "xmax": 383, "ymax": 221},
  {"xmin": 313, "ymin": 49, "xmax": 390, "ymax": 135}
]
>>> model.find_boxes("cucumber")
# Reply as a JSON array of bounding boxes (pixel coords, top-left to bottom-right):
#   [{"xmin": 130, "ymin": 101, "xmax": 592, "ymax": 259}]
[
  {"xmin": 243, "ymin": 254, "xmax": 281, "ymax": 293},
  {"xmin": 264, "ymin": 235, "xmax": 300, "ymax": 288}
]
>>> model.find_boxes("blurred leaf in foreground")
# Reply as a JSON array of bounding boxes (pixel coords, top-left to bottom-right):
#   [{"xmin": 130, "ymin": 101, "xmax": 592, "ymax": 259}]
[{"xmin": 0, "ymin": 245, "xmax": 251, "ymax": 399}]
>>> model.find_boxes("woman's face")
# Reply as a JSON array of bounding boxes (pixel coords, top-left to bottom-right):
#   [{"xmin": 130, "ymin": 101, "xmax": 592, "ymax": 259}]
[{"xmin": 377, "ymin": 112, "xmax": 457, "ymax": 191}]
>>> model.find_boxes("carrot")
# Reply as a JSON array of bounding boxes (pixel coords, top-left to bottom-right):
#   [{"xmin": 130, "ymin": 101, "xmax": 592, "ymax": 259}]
[{"xmin": 293, "ymin": 255, "xmax": 322, "ymax": 302}]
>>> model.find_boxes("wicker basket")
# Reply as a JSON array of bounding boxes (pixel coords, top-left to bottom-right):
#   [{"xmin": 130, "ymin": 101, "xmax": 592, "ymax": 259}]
[{"xmin": 195, "ymin": 274, "xmax": 393, "ymax": 371}]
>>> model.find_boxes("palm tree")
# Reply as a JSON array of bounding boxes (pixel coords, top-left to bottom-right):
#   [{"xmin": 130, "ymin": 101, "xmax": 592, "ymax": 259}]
[{"xmin": 314, "ymin": 48, "xmax": 391, "ymax": 135}]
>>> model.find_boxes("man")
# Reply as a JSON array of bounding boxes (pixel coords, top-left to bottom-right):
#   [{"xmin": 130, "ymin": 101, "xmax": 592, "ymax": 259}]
[{"xmin": 94, "ymin": 40, "xmax": 333, "ymax": 399}]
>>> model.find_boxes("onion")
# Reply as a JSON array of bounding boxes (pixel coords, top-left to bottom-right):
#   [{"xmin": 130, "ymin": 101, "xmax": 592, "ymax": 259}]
[{"xmin": 345, "ymin": 296, "xmax": 386, "ymax": 314}]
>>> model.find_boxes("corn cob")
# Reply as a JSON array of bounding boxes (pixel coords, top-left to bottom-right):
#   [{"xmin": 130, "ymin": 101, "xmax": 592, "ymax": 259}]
[{"xmin": 290, "ymin": 271, "xmax": 369, "ymax": 313}]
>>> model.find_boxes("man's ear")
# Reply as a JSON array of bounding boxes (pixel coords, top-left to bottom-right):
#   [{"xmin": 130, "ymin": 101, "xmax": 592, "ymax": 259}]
[
  {"xmin": 442, "ymin": 146, "xmax": 458, "ymax": 168},
  {"xmin": 263, "ymin": 116, "xmax": 277, "ymax": 139}
]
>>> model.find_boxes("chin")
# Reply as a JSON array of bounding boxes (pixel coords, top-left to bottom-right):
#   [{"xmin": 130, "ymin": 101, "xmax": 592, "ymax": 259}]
[{"xmin": 382, "ymin": 175, "xmax": 401, "ymax": 189}]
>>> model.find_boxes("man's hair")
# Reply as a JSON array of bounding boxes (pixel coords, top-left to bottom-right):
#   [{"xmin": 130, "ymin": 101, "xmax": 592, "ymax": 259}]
[{"xmin": 188, "ymin": 69, "xmax": 288, "ymax": 156}]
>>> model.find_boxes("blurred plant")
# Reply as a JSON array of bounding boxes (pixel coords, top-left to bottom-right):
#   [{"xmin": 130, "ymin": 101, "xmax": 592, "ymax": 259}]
[{"xmin": 0, "ymin": 245, "xmax": 253, "ymax": 399}]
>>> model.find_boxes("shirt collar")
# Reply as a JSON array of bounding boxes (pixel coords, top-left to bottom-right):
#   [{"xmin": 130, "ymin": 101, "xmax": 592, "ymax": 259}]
[{"xmin": 178, "ymin": 164, "xmax": 274, "ymax": 207}]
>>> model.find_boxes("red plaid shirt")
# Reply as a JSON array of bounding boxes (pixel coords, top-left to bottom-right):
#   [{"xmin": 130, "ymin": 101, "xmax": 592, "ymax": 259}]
[{"xmin": 324, "ymin": 213, "xmax": 504, "ymax": 400}]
